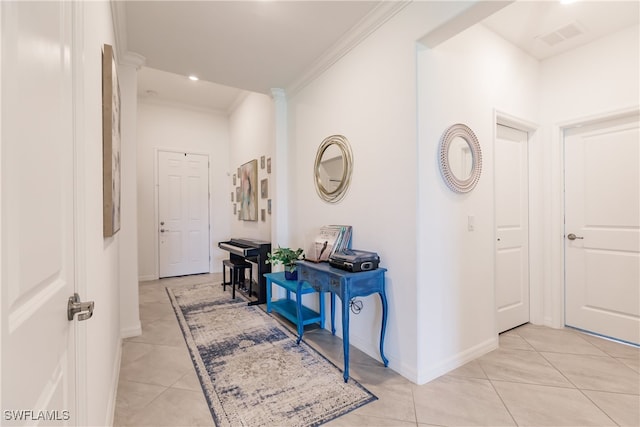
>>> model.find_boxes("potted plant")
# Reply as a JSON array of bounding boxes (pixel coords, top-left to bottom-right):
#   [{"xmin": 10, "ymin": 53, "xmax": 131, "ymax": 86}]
[{"xmin": 266, "ymin": 246, "xmax": 304, "ymax": 280}]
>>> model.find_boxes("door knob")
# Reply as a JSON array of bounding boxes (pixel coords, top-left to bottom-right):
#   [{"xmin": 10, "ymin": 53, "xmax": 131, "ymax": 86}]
[
  {"xmin": 567, "ymin": 233, "xmax": 584, "ymax": 240},
  {"xmin": 67, "ymin": 293, "xmax": 94, "ymax": 321}
]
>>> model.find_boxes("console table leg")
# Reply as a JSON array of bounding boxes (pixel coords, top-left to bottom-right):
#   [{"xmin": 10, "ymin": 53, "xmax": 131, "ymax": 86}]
[
  {"xmin": 266, "ymin": 278, "xmax": 272, "ymax": 313},
  {"xmin": 342, "ymin": 299, "xmax": 350, "ymax": 382},
  {"xmin": 379, "ymin": 291, "xmax": 389, "ymax": 367},
  {"xmin": 296, "ymin": 282, "xmax": 304, "ymax": 344},
  {"xmin": 330, "ymin": 293, "xmax": 336, "ymax": 335}
]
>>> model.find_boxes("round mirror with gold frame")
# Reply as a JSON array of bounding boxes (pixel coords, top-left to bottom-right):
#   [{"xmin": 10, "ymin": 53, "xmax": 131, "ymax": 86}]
[
  {"xmin": 438, "ymin": 124, "xmax": 482, "ymax": 193},
  {"xmin": 314, "ymin": 135, "xmax": 353, "ymax": 203}
]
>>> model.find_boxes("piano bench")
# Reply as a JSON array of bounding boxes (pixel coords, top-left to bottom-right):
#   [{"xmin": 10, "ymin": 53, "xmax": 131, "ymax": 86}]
[{"xmin": 222, "ymin": 259, "xmax": 252, "ymax": 299}]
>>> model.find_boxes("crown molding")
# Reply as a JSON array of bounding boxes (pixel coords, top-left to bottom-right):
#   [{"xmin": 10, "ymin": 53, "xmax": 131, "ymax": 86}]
[
  {"xmin": 226, "ymin": 91, "xmax": 250, "ymax": 115},
  {"xmin": 121, "ymin": 51, "xmax": 146, "ymax": 69},
  {"xmin": 111, "ymin": 1, "xmax": 146, "ymax": 69},
  {"xmin": 110, "ymin": 1, "xmax": 128, "ymax": 61},
  {"xmin": 139, "ymin": 96, "xmax": 230, "ymax": 117},
  {"xmin": 286, "ymin": 0, "xmax": 412, "ymax": 97}
]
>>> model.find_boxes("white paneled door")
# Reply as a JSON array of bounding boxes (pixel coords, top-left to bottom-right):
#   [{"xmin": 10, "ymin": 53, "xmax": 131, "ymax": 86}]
[
  {"xmin": 1, "ymin": 1, "xmax": 81, "ymax": 424},
  {"xmin": 158, "ymin": 151, "xmax": 210, "ymax": 278},
  {"xmin": 565, "ymin": 113, "xmax": 640, "ymax": 345},
  {"xmin": 495, "ymin": 125, "xmax": 530, "ymax": 333}
]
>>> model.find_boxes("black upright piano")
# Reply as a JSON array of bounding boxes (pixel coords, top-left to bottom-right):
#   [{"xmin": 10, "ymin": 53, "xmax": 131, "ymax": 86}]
[{"xmin": 218, "ymin": 238, "xmax": 271, "ymax": 305}]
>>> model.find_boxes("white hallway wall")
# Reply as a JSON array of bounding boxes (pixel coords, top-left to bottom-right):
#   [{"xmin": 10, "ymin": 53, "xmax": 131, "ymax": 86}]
[
  {"xmin": 417, "ymin": 23, "xmax": 540, "ymax": 383},
  {"xmin": 136, "ymin": 101, "xmax": 231, "ymax": 279},
  {"xmin": 285, "ymin": 5, "xmax": 638, "ymax": 384},
  {"xmin": 228, "ymin": 92, "xmax": 274, "ymax": 242},
  {"xmin": 80, "ymin": 2, "xmax": 138, "ymax": 424},
  {"xmin": 416, "ymin": 22, "xmax": 639, "ymax": 382},
  {"xmin": 286, "ymin": 2, "xmax": 474, "ymax": 382}
]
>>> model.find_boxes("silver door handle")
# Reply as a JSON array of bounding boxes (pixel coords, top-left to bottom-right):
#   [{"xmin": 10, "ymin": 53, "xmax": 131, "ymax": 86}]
[
  {"xmin": 160, "ymin": 228, "xmax": 169, "ymax": 233},
  {"xmin": 67, "ymin": 293, "xmax": 94, "ymax": 321},
  {"xmin": 567, "ymin": 233, "xmax": 584, "ymax": 240}
]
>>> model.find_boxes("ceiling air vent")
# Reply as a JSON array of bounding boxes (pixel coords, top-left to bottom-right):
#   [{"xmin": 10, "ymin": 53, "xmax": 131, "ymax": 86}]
[{"xmin": 537, "ymin": 22, "xmax": 585, "ymax": 47}]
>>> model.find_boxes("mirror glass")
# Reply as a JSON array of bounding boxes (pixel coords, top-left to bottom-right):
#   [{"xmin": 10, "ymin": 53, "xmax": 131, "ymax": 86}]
[
  {"xmin": 438, "ymin": 124, "xmax": 482, "ymax": 193},
  {"xmin": 318, "ymin": 144, "xmax": 344, "ymax": 193},
  {"xmin": 314, "ymin": 135, "xmax": 353, "ymax": 203},
  {"xmin": 447, "ymin": 136, "xmax": 473, "ymax": 180}
]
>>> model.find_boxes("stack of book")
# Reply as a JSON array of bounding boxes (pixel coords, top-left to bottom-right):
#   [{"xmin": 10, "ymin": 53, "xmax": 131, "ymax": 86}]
[{"xmin": 306, "ymin": 225, "xmax": 352, "ymax": 262}]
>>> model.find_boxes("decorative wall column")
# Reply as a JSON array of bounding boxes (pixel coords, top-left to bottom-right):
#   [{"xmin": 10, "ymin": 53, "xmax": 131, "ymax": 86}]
[
  {"xmin": 270, "ymin": 88, "xmax": 291, "ymax": 247},
  {"xmin": 118, "ymin": 53, "xmax": 145, "ymax": 338}
]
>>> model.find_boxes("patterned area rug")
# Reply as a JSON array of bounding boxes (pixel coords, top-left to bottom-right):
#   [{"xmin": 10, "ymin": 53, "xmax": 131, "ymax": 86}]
[{"xmin": 166, "ymin": 282, "xmax": 376, "ymax": 427}]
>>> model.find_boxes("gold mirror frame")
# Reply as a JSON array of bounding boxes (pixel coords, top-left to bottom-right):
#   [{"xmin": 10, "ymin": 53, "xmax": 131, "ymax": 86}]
[
  {"xmin": 438, "ymin": 124, "xmax": 482, "ymax": 193},
  {"xmin": 314, "ymin": 135, "xmax": 353, "ymax": 203}
]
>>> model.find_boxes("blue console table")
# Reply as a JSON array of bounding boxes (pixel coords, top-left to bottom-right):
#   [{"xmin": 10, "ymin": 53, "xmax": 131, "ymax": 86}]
[
  {"xmin": 296, "ymin": 260, "xmax": 389, "ymax": 382},
  {"xmin": 265, "ymin": 272, "xmax": 325, "ymax": 344}
]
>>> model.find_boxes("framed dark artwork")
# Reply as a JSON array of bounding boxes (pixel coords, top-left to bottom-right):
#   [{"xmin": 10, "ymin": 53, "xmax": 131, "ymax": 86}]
[
  {"xmin": 239, "ymin": 159, "xmax": 258, "ymax": 221},
  {"xmin": 102, "ymin": 43, "xmax": 121, "ymax": 238},
  {"xmin": 233, "ymin": 173, "xmax": 237, "ymax": 185},
  {"xmin": 267, "ymin": 157, "xmax": 271, "ymax": 174},
  {"xmin": 236, "ymin": 186, "xmax": 241, "ymax": 203},
  {"xmin": 261, "ymin": 155, "xmax": 266, "ymax": 169},
  {"xmin": 268, "ymin": 199, "xmax": 272, "ymax": 214},
  {"xmin": 261, "ymin": 209, "xmax": 266, "ymax": 222},
  {"xmin": 231, "ymin": 192, "xmax": 234, "ymax": 202},
  {"xmin": 261, "ymin": 178, "xmax": 268, "ymax": 199}
]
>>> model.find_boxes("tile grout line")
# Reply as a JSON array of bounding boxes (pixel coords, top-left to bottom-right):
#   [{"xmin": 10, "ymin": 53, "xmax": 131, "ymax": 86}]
[
  {"xmin": 477, "ymin": 344, "xmax": 520, "ymax": 427},
  {"xmin": 535, "ymin": 342, "xmax": 622, "ymax": 426}
]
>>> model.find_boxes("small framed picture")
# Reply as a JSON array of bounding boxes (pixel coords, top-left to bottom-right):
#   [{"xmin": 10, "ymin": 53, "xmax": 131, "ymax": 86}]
[
  {"xmin": 261, "ymin": 155, "xmax": 266, "ymax": 169},
  {"xmin": 261, "ymin": 209, "xmax": 266, "ymax": 222},
  {"xmin": 267, "ymin": 199, "xmax": 271, "ymax": 214},
  {"xmin": 233, "ymin": 204, "xmax": 237, "ymax": 214},
  {"xmin": 231, "ymin": 192, "xmax": 234, "ymax": 202},
  {"xmin": 261, "ymin": 178, "xmax": 268, "ymax": 199},
  {"xmin": 237, "ymin": 167, "xmax": 240, "ymax": 177},
  {"xmin": 233, "ymin": 173, "xmax": 236, "ymax": 185},
  {"xmin": 267, "ymin": 157, "xmax": 271, "ymax": 174},
  {"xmin": 236, "ymin": 187, "xmax": 241, "ymax": 202}
]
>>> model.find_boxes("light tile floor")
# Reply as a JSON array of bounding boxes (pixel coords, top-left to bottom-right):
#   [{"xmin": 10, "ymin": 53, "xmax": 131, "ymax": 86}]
[{"xmin": 114, "ymin": 273, "xmax": 640, "ymax": 426}]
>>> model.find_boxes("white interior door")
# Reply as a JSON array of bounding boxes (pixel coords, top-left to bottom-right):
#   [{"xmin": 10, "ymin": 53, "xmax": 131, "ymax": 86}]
[
  {"xmin": 495, "ymin": 124, "xmax": 530, "ymax": 333},
  {"xmin": 1, "ymin": 1, "xmax": 79, "ymax": 423},
  {"xmin": 158, "ymin": 151, "xmax": 210, "ymax": 278},
  {"xmin": 565, "ymin": 113, "xmax": 640, "ymax": 345}
]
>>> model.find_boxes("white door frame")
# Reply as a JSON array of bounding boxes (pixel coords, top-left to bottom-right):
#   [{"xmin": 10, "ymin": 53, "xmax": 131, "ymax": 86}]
[
  {"xmin": 493, "ymin": 110, "xmax": 540, "ymax": 329},
  {"xmin": 153, "ymin": 148, "xmax": 211, "ymax": 279},
  {"xmin": 551, "ymin": 107, "xmax": 640, "ymax": 330}
]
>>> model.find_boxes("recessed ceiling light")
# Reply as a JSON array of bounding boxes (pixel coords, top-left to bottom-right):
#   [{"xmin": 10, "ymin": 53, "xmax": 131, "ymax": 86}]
[{"xmin": 188, "ymin": 75, "xmax": 199, "ymax": 81}]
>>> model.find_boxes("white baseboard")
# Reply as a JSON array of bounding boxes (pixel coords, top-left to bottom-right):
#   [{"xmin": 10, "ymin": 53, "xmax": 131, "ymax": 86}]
[
  {"xmin": 345, "ymin": 334, "xmax": 420, "ymax": 384},
  {"xmin": 416, "ymin": 336, "xmax": 498, "ymax": 385},
  {"xmin": 121, "ymin": 323, "xmax": 142, "ymax": 339},
  {"xmin": 106, "ymin": 336, "xmax": 123, "ymax": 427},
  {"xmin": 138, "ymin": 274, "xmax": 158, "ymax": 282}
]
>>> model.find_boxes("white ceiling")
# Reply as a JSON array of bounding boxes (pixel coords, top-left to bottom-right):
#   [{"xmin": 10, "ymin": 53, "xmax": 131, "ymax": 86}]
[
  {"xmin": 482, "ymin": 0, "xmax": 639, "ymax": 60},
  {"xmin": 126, "ymin": 1, "xmax": 639, "ymax": 113}
]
